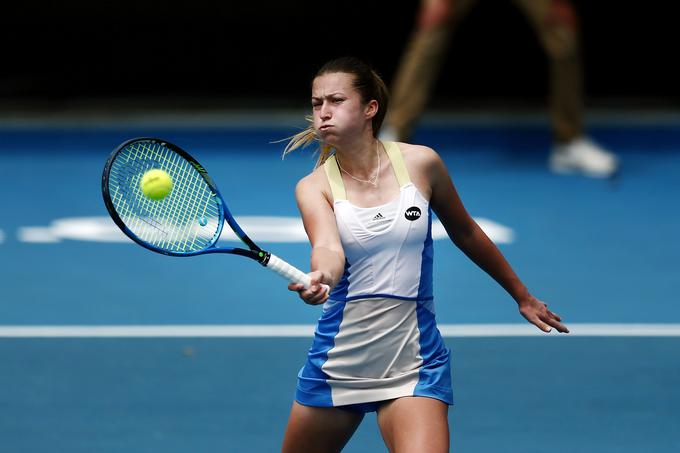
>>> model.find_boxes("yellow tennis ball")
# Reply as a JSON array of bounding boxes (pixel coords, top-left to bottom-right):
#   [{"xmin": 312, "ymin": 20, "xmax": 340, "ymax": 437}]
[{"xmin": 140, "ymin": 169, "xmax": 173, "ymax": 200}]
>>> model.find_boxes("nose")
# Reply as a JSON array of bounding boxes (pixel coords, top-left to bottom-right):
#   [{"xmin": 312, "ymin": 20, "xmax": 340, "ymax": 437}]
[{"xmin": 320, "ymin": 101, "xmax": 332, "ymax": 120}]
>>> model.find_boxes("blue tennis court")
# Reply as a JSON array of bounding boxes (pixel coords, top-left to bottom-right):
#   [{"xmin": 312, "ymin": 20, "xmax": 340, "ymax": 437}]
[{"xmin": 1, "ymin": 114, "xmax": 679, "ymax": 452}]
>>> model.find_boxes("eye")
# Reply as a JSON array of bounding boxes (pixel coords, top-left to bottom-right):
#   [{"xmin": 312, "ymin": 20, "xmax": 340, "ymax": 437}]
[{"xmin": 332, "ymin": 98, "xmax": 344, "ymax": 104}]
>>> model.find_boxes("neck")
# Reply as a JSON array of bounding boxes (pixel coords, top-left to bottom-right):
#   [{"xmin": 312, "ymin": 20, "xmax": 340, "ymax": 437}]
[{"xmin": 335, "ymin": 138, "xmax": 381, "ymax": 179}]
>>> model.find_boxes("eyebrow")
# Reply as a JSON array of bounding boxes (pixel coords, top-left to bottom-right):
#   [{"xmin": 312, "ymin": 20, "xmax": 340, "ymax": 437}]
[{"xmin": 311, "ymin": 92, "xmax": 345, "ymax": 100}]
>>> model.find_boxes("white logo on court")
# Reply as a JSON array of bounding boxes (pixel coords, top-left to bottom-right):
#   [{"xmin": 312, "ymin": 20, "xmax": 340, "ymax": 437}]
[{"xmin": 16, "ymin": 216, "xmax": 515, "ymax": 244}]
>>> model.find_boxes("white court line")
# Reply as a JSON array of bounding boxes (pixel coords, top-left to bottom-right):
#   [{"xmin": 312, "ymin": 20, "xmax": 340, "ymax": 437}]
[{"xmin": 1, "ymin": 324, "xmax": 680, "ymax": 338}]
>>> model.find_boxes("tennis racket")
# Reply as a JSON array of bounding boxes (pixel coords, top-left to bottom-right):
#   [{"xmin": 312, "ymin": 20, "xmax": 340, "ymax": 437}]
[{"xmin": 102, "ymin": 137, "xmax": 328, "ymax": 293}]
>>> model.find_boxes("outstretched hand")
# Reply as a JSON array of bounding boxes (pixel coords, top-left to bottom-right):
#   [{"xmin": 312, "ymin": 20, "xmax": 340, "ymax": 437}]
[
  {"xmin": 518, "ymin": 295, "xmax": 569, "ymax": 333},
  {"xmin": 288, "ymin": 270, "xmax": 330, "ymax": 305}
]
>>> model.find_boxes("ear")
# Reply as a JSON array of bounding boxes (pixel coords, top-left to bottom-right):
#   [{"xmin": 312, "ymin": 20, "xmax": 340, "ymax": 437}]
[{"xmin": 364, "ymin": 100, "xmax": 379, "ymax": 120}]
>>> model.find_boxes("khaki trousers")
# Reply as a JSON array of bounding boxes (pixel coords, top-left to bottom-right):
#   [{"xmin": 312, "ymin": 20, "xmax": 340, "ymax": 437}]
[{"xmin": 387, "ymin": 0, "xmax": 583, "ymax": 143}]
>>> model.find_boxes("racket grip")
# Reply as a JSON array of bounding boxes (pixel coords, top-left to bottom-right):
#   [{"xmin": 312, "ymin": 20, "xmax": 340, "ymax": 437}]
[{"xmin": 266, "ymin": 254, "xmax": 330, "ymax": 294}]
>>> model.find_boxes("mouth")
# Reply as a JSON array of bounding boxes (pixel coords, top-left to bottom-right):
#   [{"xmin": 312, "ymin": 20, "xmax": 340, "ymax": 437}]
[{"xmin": 319, "ymin": 124, "xmax": 333, "ymax": 131}]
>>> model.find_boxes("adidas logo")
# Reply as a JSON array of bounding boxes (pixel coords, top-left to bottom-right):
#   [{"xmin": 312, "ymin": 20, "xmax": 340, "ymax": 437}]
[{"xmin": 372, "ymin": 212, "xmax": 384, "ymax": 221}]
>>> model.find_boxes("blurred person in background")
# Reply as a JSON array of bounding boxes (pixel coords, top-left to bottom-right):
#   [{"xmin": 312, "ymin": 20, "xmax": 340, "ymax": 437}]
[{"xmin": 382, "ymin": 0, "xmax": 619, "ymax": 178}]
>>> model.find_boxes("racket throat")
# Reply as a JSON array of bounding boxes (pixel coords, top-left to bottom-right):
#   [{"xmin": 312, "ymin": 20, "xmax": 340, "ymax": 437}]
[{"xmin": 258, "ymin": 251, "xmax": 273, "ymax": 266}]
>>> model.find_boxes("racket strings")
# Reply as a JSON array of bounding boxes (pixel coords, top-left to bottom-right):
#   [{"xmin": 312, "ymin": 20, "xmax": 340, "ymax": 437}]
[
  {"xmin": 117, "ymin": 142, "xmax": 219, "ymax": 251},
  {"xmin": 107, "ymin": 141, "xmax": 221, "ymax": 253},
  {"xmin": 176, "ymin": 155, "xmax": 215, "ymax": 249},
  {"xmin": 136, "ymin": 142, "xmax": 220, "ymax": 249},
  {"xmin": 160, "ymin": 150, "xmax": 200, "ymax": 247}
]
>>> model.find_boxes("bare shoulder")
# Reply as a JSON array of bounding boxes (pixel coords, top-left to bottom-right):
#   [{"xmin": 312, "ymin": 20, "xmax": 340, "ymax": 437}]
[
  {"xmin": 392, "ymin": 142, "xmax": 446, "ymax": 198},
  {"xmin": 396, "ymin": 142, "xmax": 444, "ymax": 171},
  {"xmin": 295, "ymin": 164, "xmax": 333, "ymax": 205}
]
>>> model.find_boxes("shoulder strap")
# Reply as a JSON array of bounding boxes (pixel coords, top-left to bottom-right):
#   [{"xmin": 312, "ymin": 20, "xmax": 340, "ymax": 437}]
[
  {"xmin": 383, "ymin": 141, "xmax": 411, "ymax": 187},
  {"xmin": 323, "ymin": 154, "xmax": 347, "ymax": 201}
]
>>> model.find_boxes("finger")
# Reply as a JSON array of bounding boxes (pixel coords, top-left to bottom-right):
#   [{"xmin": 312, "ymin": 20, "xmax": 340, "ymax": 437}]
[
  {"xmin": 542, "ymin": 313, "xmax": 569, "ymax": 333},
  {"xmin": 307, "ymin": 286, "xmax": 329, "ymax": 305},
  {"xmin": 297, "ymin": 286, "xmax": 314, "ymax": 300},
  {"xmin": 304, "ymin": 293, "xmax": 326, "ymax": 305},
  {"xmin": 298, "ymin": 286, "xmax": 323, "ymax": 305},
  {"xmin": 307, "ymin": 294, "xmax": 327, "ymax": 305},
  {"xmin": 539, "ymin": 306, "xmax": 562, "ymax": 323},
  {"xmin": 549, "ymin": 319, "xmax": 570, "ymax": 333},
  {"xmin": 302, "ymin": 292, "xmax": 318, "ymax": 305},
  {"xmin": 288, "ymin": 282, "xmax": 304, "ymax": 291},
  {"xmin": 530, "ymin": 317, "xmax": 553, "ymax": 333},
  {"xmin": 548, "ymin": 310, "xmax": 562, "ymax": 322}
]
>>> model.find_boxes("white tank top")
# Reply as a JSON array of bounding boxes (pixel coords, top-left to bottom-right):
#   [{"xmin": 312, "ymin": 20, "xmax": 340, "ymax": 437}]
[
  {"xmin": 351, "ymin": 196, "xmax": 400, "ymax": 233},
  {"xmin": 323, "ymin": 141, "xmax": 434, "ymax": 303}
]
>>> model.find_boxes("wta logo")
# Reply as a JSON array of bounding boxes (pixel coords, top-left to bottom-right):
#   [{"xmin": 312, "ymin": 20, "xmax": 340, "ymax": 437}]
[{"xmin": 404, "ymin": 206, "xmax": 421, "ymax": 221}]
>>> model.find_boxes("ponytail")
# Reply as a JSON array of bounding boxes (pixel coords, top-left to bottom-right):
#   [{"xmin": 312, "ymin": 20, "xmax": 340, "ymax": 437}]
[{"xmin": 281, "ymin": 116, "xmax": 334, "ymax": 168}]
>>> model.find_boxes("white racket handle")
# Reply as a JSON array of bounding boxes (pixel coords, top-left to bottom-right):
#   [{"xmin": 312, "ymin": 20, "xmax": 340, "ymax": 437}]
[{"xmin": 266, "ymin": 254, "xmax": 330, "ymax": 294}]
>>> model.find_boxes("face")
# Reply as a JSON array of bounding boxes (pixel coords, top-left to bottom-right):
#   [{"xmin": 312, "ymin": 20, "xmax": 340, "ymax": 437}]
[{"xmin": 311, "ymin": 72, "xmax": 376, "ymax": 145}]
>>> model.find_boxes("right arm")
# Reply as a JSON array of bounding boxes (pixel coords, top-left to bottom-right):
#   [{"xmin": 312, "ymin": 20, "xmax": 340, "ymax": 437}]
[{"xmin": 287, "ymin": 172, "xmax": 345, "ymax": 305}]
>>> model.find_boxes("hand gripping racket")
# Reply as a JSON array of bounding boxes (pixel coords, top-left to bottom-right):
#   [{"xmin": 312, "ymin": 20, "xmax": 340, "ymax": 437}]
[{"xmin": 102, "ymin": 137, "xmax": 328, "ymax": 293}]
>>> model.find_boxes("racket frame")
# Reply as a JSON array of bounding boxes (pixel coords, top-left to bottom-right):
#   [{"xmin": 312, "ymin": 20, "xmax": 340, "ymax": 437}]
[
  {"xmin": 102, "ymin": 137, "xmax": 266, "ymax": 263},
  {"xmin": 102, "ymin": 137, "xmax": 326, "ymax": 293}
]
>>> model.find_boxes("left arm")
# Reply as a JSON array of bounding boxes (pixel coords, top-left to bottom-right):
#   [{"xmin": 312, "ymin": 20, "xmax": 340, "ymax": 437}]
[{"xmin": 422, "ymin": 147, "xmax": 568, "ymax": 333}]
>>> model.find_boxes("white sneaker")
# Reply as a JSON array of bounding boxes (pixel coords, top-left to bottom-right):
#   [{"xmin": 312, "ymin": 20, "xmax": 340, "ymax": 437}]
[{"xmin": 549, "ymin": 137, "xmax": 619, "ymax": 178}]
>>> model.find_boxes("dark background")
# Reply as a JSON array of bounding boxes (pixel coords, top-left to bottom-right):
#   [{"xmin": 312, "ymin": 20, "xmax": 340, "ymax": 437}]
[{"xmin": 1, "ymin": 0, "xmax": 678, "ymax": 110}]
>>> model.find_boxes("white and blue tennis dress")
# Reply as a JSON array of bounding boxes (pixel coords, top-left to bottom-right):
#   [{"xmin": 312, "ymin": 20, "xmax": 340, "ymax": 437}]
[{"xmin": 295, "ymin": 141, "xmax": 452, "ymax": 412}]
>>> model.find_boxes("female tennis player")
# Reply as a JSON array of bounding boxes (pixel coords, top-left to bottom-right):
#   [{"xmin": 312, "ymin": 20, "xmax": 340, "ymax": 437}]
[{"xmin": 281, "ymin": 56, "xmax": 569, "ymax": 453}]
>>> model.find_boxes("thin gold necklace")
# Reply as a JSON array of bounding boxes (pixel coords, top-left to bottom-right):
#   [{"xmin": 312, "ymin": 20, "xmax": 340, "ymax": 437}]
[{"xmin": 336, "ymin": 141, "xmax": 381, "ymax": 187}]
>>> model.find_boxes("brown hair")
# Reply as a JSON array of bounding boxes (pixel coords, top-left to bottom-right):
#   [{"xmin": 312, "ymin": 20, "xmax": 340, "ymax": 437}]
[{"xmin": 282, "ymin": 56, "xmax": 389, "ymax": 168}]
